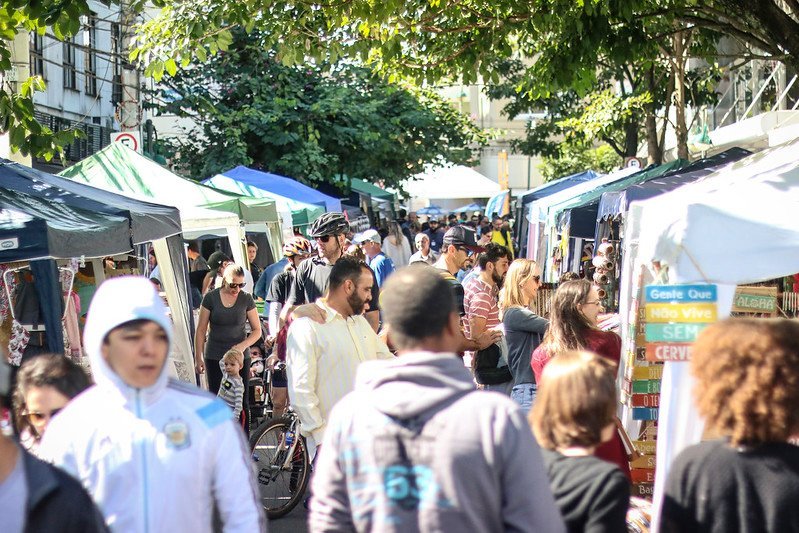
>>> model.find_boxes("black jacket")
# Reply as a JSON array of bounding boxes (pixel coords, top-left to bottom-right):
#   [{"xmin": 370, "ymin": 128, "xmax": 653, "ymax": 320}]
[{"xmin": 21, "ymin": 447, "xmax": 109, "ymax": 533}]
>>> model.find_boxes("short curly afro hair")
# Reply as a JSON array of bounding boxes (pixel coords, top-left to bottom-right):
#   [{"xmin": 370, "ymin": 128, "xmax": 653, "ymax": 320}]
[{"xmin": 691, "ymin": 318, "xmax": 799, "ymax": 446}]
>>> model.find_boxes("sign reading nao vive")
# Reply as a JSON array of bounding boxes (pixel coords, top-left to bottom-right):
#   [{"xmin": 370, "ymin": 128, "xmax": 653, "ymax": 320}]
[{"xmin": 643, "ymin": 284, "xmax": 718, "ymax": 362}]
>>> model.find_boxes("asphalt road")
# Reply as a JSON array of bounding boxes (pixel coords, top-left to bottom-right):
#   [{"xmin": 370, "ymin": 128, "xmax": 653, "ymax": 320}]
[{"xmin": 269, "ymin": 503, "xmax": 308, "ymax": 532}]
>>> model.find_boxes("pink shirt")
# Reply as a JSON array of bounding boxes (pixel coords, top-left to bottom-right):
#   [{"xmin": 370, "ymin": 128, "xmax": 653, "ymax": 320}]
[{"xmin": 463, "ymin": 277, "xmax": 500, "ymax": 358}]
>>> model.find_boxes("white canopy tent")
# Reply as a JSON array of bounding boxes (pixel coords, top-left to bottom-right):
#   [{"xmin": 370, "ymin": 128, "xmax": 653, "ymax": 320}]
[
  {"xmin": 619, "ymin": 137, "xmax": 799, "ymax": 530},
  {"xmin": 404, "ymin": 165, "xmax": 500, "ymax": 211}
]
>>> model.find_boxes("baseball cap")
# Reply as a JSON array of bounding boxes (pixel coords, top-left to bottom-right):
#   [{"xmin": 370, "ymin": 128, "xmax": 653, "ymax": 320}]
[
  {"xmin": 443, "ymin": 225, "xmax": 483, "ymax": 252},
  {"xmin": 353, "ymin": 229, "xmax": 382, "ymax": 246}
]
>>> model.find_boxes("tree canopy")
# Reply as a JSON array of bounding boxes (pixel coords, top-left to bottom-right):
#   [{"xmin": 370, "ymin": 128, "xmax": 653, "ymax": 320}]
[{"xmin": 153, "ymin": 32, "xmax": 489, "ymax": 190}]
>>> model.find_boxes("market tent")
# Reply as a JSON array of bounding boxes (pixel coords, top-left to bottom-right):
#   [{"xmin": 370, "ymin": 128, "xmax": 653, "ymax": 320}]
[
  {"xmin": 416, "ymin": 205, "xmax": 446, "ymax": 216},
  {"xmin": 216, "ymin": 166, "xmax": 342, "ymax": 213},
  {"xmin": 59, "ymin": 143, "xmax": 284, "ymax": 264},
  {"xmin": 618, "ymin": 139, "xmax": 799, "ymax": 524},
  {"xmin": 1, "ymin": 158, "xmax": 182, "ymax": 244},
  {"xmin": 452, "ymin": 202, "xmax": 485, "ymax": 213},
  {"xmin": 485, "ymin": 190, "xmax": 509, "ymax": 217},
  {"xmin": 596, "ymin": 147, "xmax": 751, "ymax": 223},
  {"xmin": 524, "ymin": 167, "xmax": 640, "ymax": 264},
  {"xmin": 350, "ymin": 178, "xmax": 395, "ymax": 202},
  {"xmin": 203, "ymin": 173, "xmax": 324, "ymax": 229},
  {"xmin": 404, "ymin": 165, "xmax": 500, "ymax": 200}
]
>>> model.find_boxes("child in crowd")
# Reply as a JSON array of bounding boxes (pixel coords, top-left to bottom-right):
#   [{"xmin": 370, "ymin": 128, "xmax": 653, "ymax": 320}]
[{"xmin": 217, "ymin": 348, "xmax": 244, "ymax": 421}]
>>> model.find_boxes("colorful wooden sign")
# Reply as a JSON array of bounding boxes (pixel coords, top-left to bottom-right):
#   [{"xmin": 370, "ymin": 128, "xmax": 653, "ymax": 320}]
[
  {"xmin": 631, "ymin": 468, "xmax": 656, "ymax": 483},
  {"xmin": 630, "ymin": 455, "xmax": 657, "ymax": 469},
  {"xmin": 631, "ymin": 393, "xmax": 660, "ymax": 408},
  {"xmin": 645, "ymin": 323, "xmax": 708, "ymax": 342},
  {"xmin": 633, "ymin": 440, "xmax": 657, "ymax": 455},
  {"xmin": 633, "ymin": 483, "xmax": 655, "ymax": 498},
  {"xmin": 633, "ymin": 365, "xmax": 663, "ymax": 380},
  {"xmin": 632, "ymin": 380, "xmax": 661, "ymax": 393},
  {"xmin": 645, "ymin": 284, "xmax": 717, "ymax": 303},
  {"xmin": 645, "ymin": 303, "xmax": 718, "ymax": 323},
  {"xmin": 732, "ymin": 286, "xmax": 778, "ymax": 315},
  {"xmin": 645, "ymin": 343, "xmax": 692, "ymax": 362},
  {"xmin": 632, "ymin": 407, "xmax": 659, "ymax": 420}
]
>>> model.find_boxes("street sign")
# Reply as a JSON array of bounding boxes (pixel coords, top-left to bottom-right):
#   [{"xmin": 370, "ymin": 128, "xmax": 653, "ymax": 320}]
[
  {"xmin": 645, "ymin": 343, "xmax": 692, "ymax": 362},
  {"xmin": 110, "ymin": 131, "xmax": 141, "ymax": 153},
  {"xmin": 645, "ymin": 323, "xmax": 708, "ymax": 342},
  {"xmin": 645, "ymin": 284, "xmax": 717, "ymax": 303},
  {"xmin": 645, "ymin": 303, "xmax": 717, "ymax": 323}
]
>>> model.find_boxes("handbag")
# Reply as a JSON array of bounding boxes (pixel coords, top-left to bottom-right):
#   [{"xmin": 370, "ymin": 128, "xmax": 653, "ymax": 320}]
[{"xmin": 472, "ymin": 342, "xmax": 513, "ymax": 385}]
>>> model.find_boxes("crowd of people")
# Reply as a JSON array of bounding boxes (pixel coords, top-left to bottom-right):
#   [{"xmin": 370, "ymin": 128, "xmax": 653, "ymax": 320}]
[{"xmin": 2, "ymin": 209, "xmax": 799, "ymax": 532}]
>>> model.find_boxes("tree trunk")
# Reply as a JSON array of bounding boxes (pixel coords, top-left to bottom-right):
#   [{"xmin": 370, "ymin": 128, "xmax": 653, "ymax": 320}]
[
  {"xmin": 623, "ymin": 116, "xmax": 639, "ymax": 157},
  {"xmin": 645, "ymin": 66, "xmax": 662, "ymax": 165},
  {"xmin": 673, "ymin": 28, "xmax": 689, "ymax": 161}
]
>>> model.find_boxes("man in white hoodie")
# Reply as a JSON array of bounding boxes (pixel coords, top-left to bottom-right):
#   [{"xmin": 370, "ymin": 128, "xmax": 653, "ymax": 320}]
[
  {"xmin": 39, "ymin": 276, "xmax": 266, "ymax": 533},
  {"xmin": 309, "ymin": 265, "xmax": 565, "ymax": 533}
]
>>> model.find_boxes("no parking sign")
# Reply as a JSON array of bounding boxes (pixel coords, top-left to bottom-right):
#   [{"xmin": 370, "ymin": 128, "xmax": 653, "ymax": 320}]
[{"xmin": 110, "ymin": 131, "xmax": 142, "ymax": 153}]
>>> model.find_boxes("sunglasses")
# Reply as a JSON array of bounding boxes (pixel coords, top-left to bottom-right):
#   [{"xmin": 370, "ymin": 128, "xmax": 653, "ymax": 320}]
[
  {"xmin": 315, "ymin": 235, "xmax": 334, "ymax": 243},
  {"xmin": 227, "ymin": 283, "xmax": 245, "ymax": 289},
  {"xmin": 456, "ymin": 246, "xmax": 475, "ymax": 257},
  {"xmin": 25, "ymin": 408, "xmax": 62, "ymax": 425}
]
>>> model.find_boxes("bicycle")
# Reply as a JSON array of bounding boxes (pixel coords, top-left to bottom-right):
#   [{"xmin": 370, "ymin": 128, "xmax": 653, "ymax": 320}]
[{"xmin": 249, "ymin": 406, "xmax": 311, "ymax": 519}]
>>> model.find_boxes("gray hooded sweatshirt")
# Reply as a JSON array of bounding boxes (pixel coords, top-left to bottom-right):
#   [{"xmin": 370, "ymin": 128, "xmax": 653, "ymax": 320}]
[{"xmin": 309, "ymin": 351, "xmax": 565, "ymax": 533}]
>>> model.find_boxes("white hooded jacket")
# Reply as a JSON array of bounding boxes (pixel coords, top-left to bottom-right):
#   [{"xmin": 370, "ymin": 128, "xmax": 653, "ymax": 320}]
[{"xmin": 39, "ymin": 276, "xmax": 266, "ymax": 533}]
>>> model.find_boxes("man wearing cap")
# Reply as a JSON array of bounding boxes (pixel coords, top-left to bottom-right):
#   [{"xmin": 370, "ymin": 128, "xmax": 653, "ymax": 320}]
[
  {"xmin": 409, "ymin": 232, "xmax": 437, "ymax": 265},
  {"xmin": 423, "ymin": 218, "xmax": 444, "ymax": 254},
  {"xmin": 353, "ymin": 229, "xmax": 395, "ymax": 288},
  {"xmin": 433, "ymin": 226, "xmax": 501, "ymax": 354},
  {"xmin": 39, "ymin": 277, "xmax": 265, "ymax": 532}
]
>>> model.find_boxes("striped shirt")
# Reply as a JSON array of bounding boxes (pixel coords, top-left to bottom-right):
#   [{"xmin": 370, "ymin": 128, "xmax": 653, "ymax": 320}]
[
  {"xmin": 216, "ymin": 362, "xmax": 244, "ymax": 421},
  {"xmin": 463, "ymin": 277, "xmax": 500, "ymax": 360}
]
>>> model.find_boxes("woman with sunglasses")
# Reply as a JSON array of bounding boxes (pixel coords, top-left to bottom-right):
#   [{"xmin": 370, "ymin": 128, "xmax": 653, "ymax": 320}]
[
  {"xmin": 499, "ymin": 259, "xmax": 548, "ymax": 413},
  {"xmin": 13, "ymin": 354, "xmax": 91, "ymax": 456},
  {"xmin": 194, "ymin": 264, "xmax": 262, "ymax": 426},
  {"xmin": 530, "ymin": 278, "xmax": 631, "ymax": 479}
]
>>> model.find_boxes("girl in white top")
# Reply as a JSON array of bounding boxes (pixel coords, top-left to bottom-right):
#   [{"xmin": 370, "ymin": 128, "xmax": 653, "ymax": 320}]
[{"xmin": 382, "ymin": 221, "xmax": 412, "ymax": 267}]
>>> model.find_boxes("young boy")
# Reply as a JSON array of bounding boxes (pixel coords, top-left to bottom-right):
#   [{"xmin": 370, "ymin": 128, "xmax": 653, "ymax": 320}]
[{"xmin": 217, "ymin": 349, "xmax": 245, "ymax": 421}]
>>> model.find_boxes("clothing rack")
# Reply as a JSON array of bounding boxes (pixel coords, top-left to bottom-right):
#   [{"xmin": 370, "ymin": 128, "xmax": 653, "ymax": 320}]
[{"xmin": 2, "ymin": 265, "xmax": 75, "ymax": 328}]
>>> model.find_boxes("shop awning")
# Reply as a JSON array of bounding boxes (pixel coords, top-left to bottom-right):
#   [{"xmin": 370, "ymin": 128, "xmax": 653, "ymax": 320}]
[
  {"xmin": 404, "ymin": 165, "xmax": 500, "ymax": 200},
  {"xmin": 519, "ymin": 169, "xmax": 599, "ymax": 206},
  {"xmin": 215, "ymin": 166, "xmax": 342, "ymax": 213},
  {"xmin": 349, "ymin": 178, "xmax": 396, "ymax": 202}
]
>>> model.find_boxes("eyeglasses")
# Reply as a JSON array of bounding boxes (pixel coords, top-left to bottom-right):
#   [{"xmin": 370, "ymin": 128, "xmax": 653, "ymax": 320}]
[
  {"xmin": 24, "ymin": 408, "xmax": 62, "ymax": 425},
  {"xmin": 456, "ymin": 246, "xmax": 474, "ymax": 257},
  {"xmin": 227, "ymin": 283, "xmax": 245, "ymax": 289},
  {"xmin": 315, "ymin": 235, "xmax": 332, "ymax": 243}
]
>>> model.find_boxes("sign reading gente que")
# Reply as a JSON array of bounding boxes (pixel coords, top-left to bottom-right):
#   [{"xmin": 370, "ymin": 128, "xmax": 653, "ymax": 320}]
[{"xmin": 643, "ymin": 284, "xmax": 718, "ymax": 362}]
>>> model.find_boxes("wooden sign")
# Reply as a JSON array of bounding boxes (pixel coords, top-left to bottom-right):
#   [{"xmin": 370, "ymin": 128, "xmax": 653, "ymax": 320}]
[
  {"xmin": 633, "ymin": 440, "xmax": 657, "ymax": 455},
  {"xmin": 645, "ymin": 343, "xmax": 692, "ymax": 362},
  {"xmin": 632, "ymin": 393, "xmax": 660, "ymax": 408},
  {"xmin": 632, "ymin": 380, "xmax": 661, "ymax": 393},
  {"xmin": 632, "ymin": 407, "xmax": 659, "ymax": 420},
  {"xmin": 732, "ymin": 286, "xmax": 778, "ymax": 315},
  {"xmin": 645, "ymin": 284, "xmax": 717, "ymax": 303},
  {"xmin": 645, "ymin": 323, "xmax": 708, "ymax": 342},
  {"xmin": 631, "ymin": 468, "xmax": 656, "ymax": 483},
  {"xmin": 633, "ymin": 365, "xmax": 663, "ymax": 380},
  {"xmin": 645, "ymin": 303, "xmax": 718, "ymax": 323},
  {"xmin": 633, "ymin": 483, "xmax": 655, "ymax": 498},
  {"xmin": 631, "ymin": 455, "xmax": 657, "ymax": 469}
]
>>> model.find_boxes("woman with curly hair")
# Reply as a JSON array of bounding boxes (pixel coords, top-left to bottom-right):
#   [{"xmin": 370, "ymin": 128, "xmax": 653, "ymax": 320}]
[
  {"xmin": 660, "ymin": 318, "xmax": 799, "ymax": 533},
  {"xmin": 530, "ymin": 279, "xmax": 631, "ymax": 479}
]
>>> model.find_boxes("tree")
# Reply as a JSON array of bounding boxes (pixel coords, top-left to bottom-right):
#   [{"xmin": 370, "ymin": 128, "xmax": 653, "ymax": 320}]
[
  {"xmin": 153, "ymin": 32, "xmax": 489, "ymax": 190},
  {"xmin": 539, "ymin": 144, "xmax": 621, "ymax": 182},
  {"xmin": 0, "ymin": 0, "xmax": 105, "ymax": 159}
]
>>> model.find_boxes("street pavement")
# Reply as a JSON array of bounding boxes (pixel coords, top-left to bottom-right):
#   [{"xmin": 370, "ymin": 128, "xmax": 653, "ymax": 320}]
[{"xmin": 269, "ymin": 504, "xmax": 308, "ymax": 532}]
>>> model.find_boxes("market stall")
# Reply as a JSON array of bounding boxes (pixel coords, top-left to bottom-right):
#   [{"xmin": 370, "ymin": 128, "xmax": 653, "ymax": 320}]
[
  {"xmin": 617, "ymin": 138, "xmax": 799, "ymax": 528},
  {"xmin": 59, "ymin": 143, "xmax": 287, "ymax": 264},
  {"xmin": 403, "ymin": 164, "xmax": 500, "ymax": 211}
]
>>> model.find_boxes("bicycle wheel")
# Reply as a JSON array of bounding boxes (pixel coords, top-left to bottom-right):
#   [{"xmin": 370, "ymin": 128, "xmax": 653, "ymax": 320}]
[{"xmin": 249, "ymin": 417, "xmax": 310, "ymax": 519}]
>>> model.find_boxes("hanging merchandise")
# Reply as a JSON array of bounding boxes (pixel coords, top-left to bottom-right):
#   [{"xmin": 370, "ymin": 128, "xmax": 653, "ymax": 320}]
[{"xmin": 592, "ymin": 239, "xmax": 617, "ymax": 305}]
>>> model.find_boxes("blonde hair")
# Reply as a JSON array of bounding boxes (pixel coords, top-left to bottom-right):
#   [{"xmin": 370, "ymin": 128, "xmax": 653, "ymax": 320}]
[
  {"xmin": 499, "ymin": 259, "xmax": 538, "ymax": 317},
  {"xmin": 530, "ymin": 350, "xmax": 617, "ymax": 450},
  {"xmin": 222, "ymin": 348, "xmax": 244, "ymax": 366},
  {"xmin": 221, "ymin": 263, "xmax": 245, "ymax": 286}
]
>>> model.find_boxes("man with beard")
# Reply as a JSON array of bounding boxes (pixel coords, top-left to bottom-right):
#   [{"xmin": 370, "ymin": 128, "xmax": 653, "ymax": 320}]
[
  {"xmin": 463, "ymin": 243, "xmax": 512, "ymax": 393},
  {"xmin": 285, "ymin": 256, "xmax": 394, "ymax": 456}
]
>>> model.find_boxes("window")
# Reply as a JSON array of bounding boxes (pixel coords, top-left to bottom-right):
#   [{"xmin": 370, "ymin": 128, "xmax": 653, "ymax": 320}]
[
  {"xmin": 29, "ymin": 32, "xmax": 44, "ymax": 79},
  {"xmin": 84, "ymin": 15, "xmax": 97, "ymax": 95},
  {"xmin": 111, "ymin": 23, "xmax": 123, "ymax": 104},
  {"xmin": 63, "ymin": 37, "xmax": 77, "ymax": 90}
]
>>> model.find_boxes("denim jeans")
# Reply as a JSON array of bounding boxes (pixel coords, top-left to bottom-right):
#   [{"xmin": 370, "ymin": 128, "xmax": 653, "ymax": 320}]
[
  {"xmin": 482, "ymin": 381, "xmax": 513, "ymax": 396},
  {"xmin": 511, "ymin": 383, "xmax": 537, "ymax": 413}
]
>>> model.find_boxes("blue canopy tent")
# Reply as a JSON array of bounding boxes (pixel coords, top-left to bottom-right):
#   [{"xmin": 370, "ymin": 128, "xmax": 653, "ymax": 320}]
[
  {"xmin": 213, "ymin": 166, "xmax": 342, "ymax": 213},
  {"xmin": 0, "ymin": 159, "xmax": 183, "ymax": 356},
  {"xmin": 515, "ymin": 170, "xmax": 600, "ymax": 258},
  {"xmin": 417, "ymin": 205, "xmax": 446, "ymax": 217}
]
